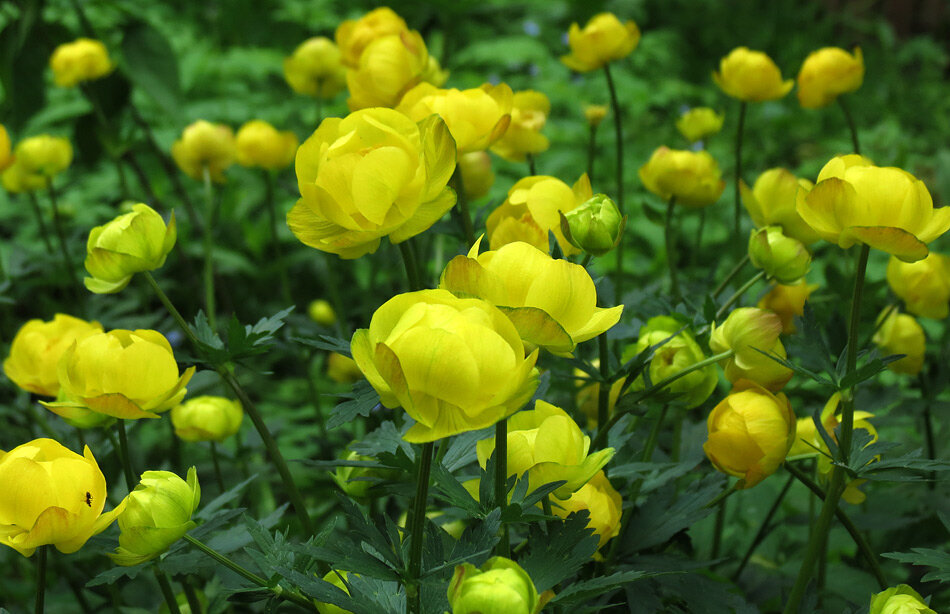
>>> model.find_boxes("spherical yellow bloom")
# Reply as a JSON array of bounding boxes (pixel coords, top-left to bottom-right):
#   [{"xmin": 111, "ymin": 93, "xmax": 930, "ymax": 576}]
[
  {"xmin": 486, "ymin": 174, "xmax": 593, "ymax": 257},
  {"xmin": 583, "ymin": 104, "xmax": 608, "ymax": 127},
  {"xmin": 797, "ymin": 47, "xmax": 864, "ymax": 109},
  {"xmin": 476, "ymin": 400, "xmax": 614, "ymax": 499},
  {"xmin": 171, "ymin": 396, "xmax": 243, "ymax": 442},
  {"xmin": 171, "ymin": 120, "xmax": 235, "ymax": 183},
  {"xmin": 345, "ymin": 32, "xmax": 429, "ymax": 110},
  {"xmin": 350, "ymin": 290, "xmax": 539, "ymax": 443},
  {"xmin": 335, "ymin": 7, "xmax": 410, "ymax": 68},
  {"xmin": 327, "ymin": 353, "xmax": 363, "ymax": 384},
  {"xmin": 3, "ymin": 314, "xmax": 103, "ymax": 397},
  {"xmin": 675, "ymin": 107, "xmax": 724, "ymax": 143},
  {"xmin": 713, "ymin": 47, "xmax": 793, "ymax": 102},
  {"xmin": 490, "ymin": 90, "xmax": 550, "ymax": 162},
  {"xmin": 870, "ymin": 585, "xmax": 936, "ymax": 614},
  {"xmin": 704, "ymin": 380, "xmax": 796, "ymax": 488},
  {"xmin": 797, "ymin": 155, "xmax": 950, "ymax": 262},
  {"xmin": 562, "ymin": 194, "xmax": 624, "ymax": 257},
  {"xmin": 458, "ymin": 151, "xmax": 495, "ymax": 200},
  {"xmin": 448, "ymin": 557, "xmax": 539, "ymax": 614},
  {"xmin": 710, "ymin": 307, "xmax": 793, "ymax": 391},
  {"xmin": 550, "ymin": 470, "xmax": 622, "ymax": 549},
  {"xmin": 757, "ymin": 280, "xmax": 819, "ymax": 335},
  {"xmin": 639, "ymin": 146, "xmax": 726, "ymax": 208},
  {"xmin": 41, "ymin": 329, "xmax": 195, "ymax": 420},
  {"xmin": 748, "ymin": 226, "xmax": 811, "ymax": 284},
  {"xmin": 575, "ymin": 363, "xmax": 625, "ymax": 429},
  {"xmin": 49, "ymin": 38, "xmax": 114, "ymax": 87},
  {"xmin": 15, "ymin": 135, "xmax": 72, "ymax": 180},
  {"xmin": 0, "ymin": 438, "xmax": 124, "ymax": 556},
  {"xmin": 235, "ymin": 120, "xmax": 298, "ymax": 170},
  {"xmin": 1, "ymin": 158, "xmax": 48, "ymax": 193},
  {"xmin": 561, "ymin": 13, "xmax": 640, "ymax": 72},
  {"xmin": 626, "ymin": 315, "xmax": 718, "ymax": 409},
  {"xmin": 886, "ymin": 253, "xmax": 950, "ymax": 319},
  {"xmin": 872, "ymin": 309, "xmax": 925, "ymax": 376},
  {"xmin": 0, "ymin": 124, "xmax": 12, "ymax": 171},
  {"xmin": 283, "ymin": 37, "xmax": 347, "ymax": 99},
  {"xmin": 741, "ymin": 168, "xmax": 819, "ymax": 245},
  {"xmin": 109, "ymin": 468, "xmax": 200, "ymax": 566},
  {"xmin": 440, "ymin": 240, "xmax": 623, "ymax": 354},
  {"xmin": 397, "ymin": 82, "xmax": 513, "ymax": 155},
  {"xmin": 83, "ymin": 203, "xmax": 176, "ymax": 294},
  {"xmin": 289, "ymin": 108, "xmax": 456, "ymax": 259},
  {"xmin": 308, "ymin": 299, "xmax": 337, "ymax": 326}
]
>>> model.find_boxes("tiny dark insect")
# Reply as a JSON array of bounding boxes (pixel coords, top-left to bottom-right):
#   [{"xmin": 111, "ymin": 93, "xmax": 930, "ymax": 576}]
[{"xmin": 85, "ymin": 492, "xmax": 93, "ymax": 507}]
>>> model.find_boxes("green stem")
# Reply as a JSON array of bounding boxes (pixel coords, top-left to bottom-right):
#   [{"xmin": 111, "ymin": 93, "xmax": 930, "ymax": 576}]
[
  {"xmin": 733, "ymin": 101, "xmax": 747, "ymax": 240},
  {"xmin": 451, "ymin": 169, "xmax": 475, "ymax": 248},
  {"xmin": 580, "ymin": 253, "xmax": 593, "ymax": 269},
  {"xmin": 263, "ymin": 170, "xmax": 293, "ymax": 307},
  {"xmin": 323, "ymin": 254, "xmax": 348, "ymax": 338},
  {"xmin": 732, "ymin": 472, "xmax": 794, "ymax": 579},
  {"xmin": 407, "ymin": 442, "xmax": 435, "ymax": 614},
  {"xmin": 180, "ymin": 576, "xmax": 203, "ymax": 614},
  {"xmin": 693, "ymin": 209, "xmax": 706, "ymax": 266},
  {"xmin": 210, "ymin": 441, "xmax": 225, "ymax": 492},
  {"xmin": 920, "ymin": 375, "xmax": 937, "ymax": 489},
  {"xmin": 712, "ymin": 254, "xmax": 749, "ymax": 299},
  {"xmin": 603, "ymin": 62, "xmax": 625, "ymax": 303},
  {"xmin": 597, "ymin": 333, "xmax": 610, "ymax": 430},
  {"xmin": 116, "ymin": 421, "xmax": 137, "ymax": 491},
  {"xmin": 35, "ymin": 545, "xmax": 47, "ymax": 614},
  {"xmin": 665, "ymin": 196, "xmax": 680, "ymax": 300},
  {"xmin": 711, "ymin": 498, "xmax": 726, "ymax": 558},
  {"xmin": 640, "ymin": 404, "xmax": 670, "ymax": 464},
  {"xmin": 715, "ymin": 270, "xmax": 766, "ymax": 322},
  {"xmin": 495, "ymin": 420, "xmax": 510, "ymax": 558},
  {"xmin": 527, "ymin": 153, "xmax": 537, "ymax": 176},
  {"xmin": 586, "ymin": 124, "xmax": 598, "ymax": 185},
  {"xmin": 838, "ymin": 97, "xmax": 860, "ymax": 155},
  {"xmin": 154, "ymin": 566, "xmax": 182, "ymax": 614},
  {"xmin": 47, "ymin": 183, "xmax": 82, "ymax": 294},
  {"xmin": 27, "ymin": 193, "xmax": 55, "ymax": 255},
  {"xmin": 201, "ymin": 166, "xmax": 217, "ymax": 330},
  {"xmin": 398, "ymin": 241, "xmax": 423, "ymax": 292}
]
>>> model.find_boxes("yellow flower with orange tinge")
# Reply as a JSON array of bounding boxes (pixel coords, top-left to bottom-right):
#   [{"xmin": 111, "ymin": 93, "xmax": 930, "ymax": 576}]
[
  {"xmin": 886, "ymin": 253, "xmax": 950, "ymax": 319},
  {"xmin": 561, "ymin": 13, "xmax": 640, "ymax": 73},
  {"xmin": 797, "ymin": 47, "xmax": 864, "ymax": 109},
  {"xmin": 345, "ymin": 31, "xmax": 429, "ymax": 110},
  {"xmin": 235, "ymin": 120, "xmax": 298, "ymax": 171},
  {"xmin": 49, "ymin": 38, "xmax": 114, "ymax": 87},
  {"xmin": 335, "ymin": 7, "xmax": 410, "ymax": 68},
  {"xmin": 283, "ymin": 37, "xmax": 347, "ymax": 99},
  {"xmin": 675, "ymin": 107, "xmax": 724, "ymax": 143},
  {"xmin": 171, "ymin": 120, "xmax": 236, "ymax": 182},
  {"xmin": 3, "ymin": 314, "xmax": 103, "ymax": 397},
  {"xmin": 796, "ymin": 155, "xmax": 950, "ymax": 262},
  {"xmin": 713, "ymin": 47, "xmax": 793, "ymax": 102},
  {"xmin": 741, "ymin": 168, "xmax": 820, "ymax": 245},
  {"xmin": 639, "ymin": 146, "xmax": 725, "ymax": 208},
  {"xmin": 710, "ymin": 307, "xmax": 793, "ymax": 392},
  {"xmin": 872, "ymin": 308, "xmax": 925, "ymax": 376},
  {"xmin": 758, "ymin": 280, "xmax": 819, "ymax": 335},
  {"xmin": 490, "ymin": 90, "xmax": 550, "ymax": 163},
  {"xmin": 550, "ymin": 470, "xmax": 622, "ymax": 549},
  {"xmin": 0, "ymin": 125, "xmax": 12, "ymax": 172}
]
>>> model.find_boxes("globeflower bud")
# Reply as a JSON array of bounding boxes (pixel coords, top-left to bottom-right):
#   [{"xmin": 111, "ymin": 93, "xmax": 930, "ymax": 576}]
[
  {"xmin": 561, "ymin": 193, "xmax": 624, "ymax": 257},
  {"xmin": 109, "ymin": 468, "xmax": 200, "ymax": 566},
  {"xmin": 797, "ymin": 47, "xmax": 864, "ymax": 109},
  {"xmin": 639, "ymin": 146, "xmax": 725, "ymax": 208},
  {"xmin": 327, "ymin": 353, "xmax": 363, "ymax": 384},
  {"xmin": 748, "ymin": 226, "xmax": 811, "ymax": 283},
  {"xmin": 758, "ymin": 280, "xmax": 819, "ymax": 335},
  {"xmin": 872, "ymin": 309, "xmax": 925, "ymax": 376},
  {"xmin": 458, "ymin": 151, "xmax": 495, "ymax": 201},
  {"xmin": 448, "ymin": 557, "xmax": 539, "ymax": 614},
  {"xmin": 709, "ymin": 307, "xmax": 793, "ymax": 391},
  {"xmin": 561, "ymin": 13, "xmax": 640, "ymax": 73},
  {"xmin": 3, "ymin": 314, "xmax": 103, "ymax": 397},
  {"xmin": 15, "ymin": 135, "xmax": 73, "ymax": 180},
  {"xmin": 345, "ymin": 31, "xmax": 429, "ymax": 110},
  {"xmin": 741, "ymin": 168, "xmax": 819, "ymax": 245},
  {"xmin": 283, "ymin": 37, "xmax": 347, "ymax": 99},
  {"xmin": 335, "ymin": 7, "xmax": 409, "ymax": 69},
  {"xmin": 886, "ymin": 252, "xmax": 950, "ymax": 319},
  {"xmin": 171, "ymin": 396, "xmax": 243, "ymax": 443},
  {"xmin": 490, "ymin": 90, "xmax": 550, "ymax": 163},
  {"xmin": 171, "ymin": 120, "xmax": 236, "ymax": 183},
  {"xmin": 308, "ymin": 299, "xmax": 337, "ymax": 326},
  {"xmin": 331, "ymin": 450, "xmax": 396, "ymax": 499},
  {"xmin": 704, "ymin": 380, "xmax": 796, "ymax": 488},
  {"xmin": 675, "ymin": 107, "xmax": 724, "ymax": 143},
  {"xmin": 83, "ymin": 203, "xmax": 177, "ymax": 294},
  {"xmin": 583, "ymin": 104, "xmax": 608, "ymax": 127},
  {"xmin": 869, "ymin": 585, "xmax": 936, "ymax": 614},
  {"xmin": 550, "ymin": 470, "xmax": 622, "ymax": 550},
  {"xmin": 713, "ymin": 47, "xmax": 793, "ymax": 102},
  {"xmin": 49, "ymin": 38, "xmax": 114, "ymax": 87},
  {"xmin": 235, "ymin": 120, "xmax": 298, "ymax": 170}
]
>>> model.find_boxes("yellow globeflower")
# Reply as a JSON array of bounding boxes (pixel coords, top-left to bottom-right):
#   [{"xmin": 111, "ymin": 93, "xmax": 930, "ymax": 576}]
[
  {"xmin": 486, "ymin": 174, "xmax": 593, "ymax": 257},
  {"xmin": 42, "ymin": 329, "xmax": 195, "ymax": 420},
  {"xmin": 283, "ymin": 37, "xmax": 347, "ymax": 99},
  {"xmin": 675, "ymin": 107, "xmax": 724, "ymax": 143},
  {"xmin": 561, "ymin": 13, "xmax": 640, "ymax": 72},
  {"xmin": 327, "ymin": 352, "xmax": 363, "ymax": 384},
  {"xmin": 83, "ymin": 203, "xmax": 177, "ymax": 294},
  {"xmin": 3, "ymin": 314, "xmax": 103, "ymax": 397},
  {"xmin": 0, "ymin": 438, "xmax": 124, "ymax": 556},
  {"xmin": 49, "ymin": 38, "xmax": 114, "ymax": 87},
  {"xmin": 713, "ymin": 47, "xmax": 793, "ymax": 102},
  {"xmin": 288, "ymin": 108, "xmax": 456, "ymax": 259},
  {"xmin": 550, "ymin": 470, "xmax": 622, "ymax": 549},
  {"xmin": 583, "ymin": 104, "xmax": 608, "ymax": 127},
  {"xmin": 308, "ymin": 299, "xmax": 337, "ymax": 326},
  {"xmin": 639, "ymin": 146, "xmax": 725, "ymax": 208},
  {"xmin": 710, "ymin": 307, "xmax": 793, "ymax": 391},
  {"xmin": 335, "ymin": 7, "xmax": 410, "ymax": 68},
  {"xmin": 171, "ymin": 396, "xmax": 243, "ymax": 442},
  {"xmin": 741, "ymin": 168, "xmax": 819, "ymax": 245},
  {"xmin": 15, "ymin": 135, "xmax": 72, "ymax": 180},
  {"xmin": 440, "ymin": 240, "xmax": 623, "ymax": 355},
  {"xmin": 0, "ymin": 124, "xmax": 12, "ymax": 171},
  {"xmin": 1, "ymin": 159, "xmax": 46, "ymax": 193},
  {"xmin": 171, "ymin": 120, "xmax": 235, "ymax": 183},
  {"xmin": 748, "ymin": 226, "xmax": 811, "ymax": 284},
  {"xmin": 458, "ymin": 152, "xmax": 495, "ymax": 200},
  {"xmin": 872, "ymin": 309, "xmax": 925, "ymax": 376},
  {"xmin": 345, "ymin": 32, "xmax": 429, "ymax": 110},
  {"xmin": 575, "ymin": 362, "xmax": 625, "ymax": 429},
  {"xmin": 886, "ymin": 253, "xmax": 950, "ymax": 319},
  {"xmin": 350, "ymin": 289, "xmax": 539, "ymax": 443},
  {"xmin": 797, "ymin": 47, "xmax": 864, "ymax": 109},
  {"xmin": 758, "ymin": 280, "xmax": 819, "ymax": 335},
  {"xmin": 475, "ymin": 400, "xmax": 615, "ymax": 499},
  {"xmin": 448, "ymin": 557, "xmax": 539, "ymax": 614},
  {"xmin": 797, "ymin": 155, "xmax": 950, "ymax": 262},
  {"xmin": 235, "ymin": 120, "xmax": 298, "ymax": 170},
  {"xmin": 870, "ymin": 585, "xmax": 936, "ymax": 614},
  {"xmin": 397, "ymin": 82, "xmax": 513, "ymax": 155},
  {"xmin": 490, "ymin": 90, "xmax": 550, "ymax": 163},
  {"xmin": 704, "ymin": 380, "xmax": 796, "ymax": 488}
]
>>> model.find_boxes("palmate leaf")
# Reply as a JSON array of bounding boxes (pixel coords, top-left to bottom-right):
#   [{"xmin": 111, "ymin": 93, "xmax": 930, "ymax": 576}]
[
  {"xmin": 882, "ymin": 549, "xmax": 950, "ymax": 584},
  {"xmin": 189, "ymin": 307, "xmax": 294, "ymax": 365},
  {"xmin": 327, "ymin": 379, "xmax": 381, "ymax": 431},
  {"xmin": 550, "ymin": 570, "xmax": 664, "ymax": 607},
  {"xmin": 518, "ymin": 511, "xmax": 599, "ymax": 592},
  {"xmin": 294, "ymin": 333, "xmax": 352, "ymax": 357}
]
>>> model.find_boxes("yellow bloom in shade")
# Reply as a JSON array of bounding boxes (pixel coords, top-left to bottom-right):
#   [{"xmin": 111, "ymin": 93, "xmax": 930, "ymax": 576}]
[
  {"xmin": 458, "ymin": 152, "xmax": 495, "ymax": 201},
  {"xmin": 741, "ymin": 168, "xmax": 819, "ymax": 245},
  {"xmin": 171, "ymin": 396, "xmax": 243, "ymax": 442},
  {"xmin": 0, "ymin": 438, "xmax": 124, "ymax": 556},
  {"xmin": 171, "ymin": 121, "xmax": 235, "ymax": 183},
  {"xmin": 797, "ymin": 47, "xmax": 864, "ymax": 109},
  {"xmin": 475, "ymin": 400, "xmax": 615, "ymax": 499},
  {"xmin": 675, "ymin": 107, "xmax": 724, "ymax": 143},
  {"xmin": 639, "ymin": 146, "xmax": 725, "ymax": 208},
  {"xmin": 758, "ymin": 280, "xmax": 819, "ymax": 335},
  {"xmin": 317, "ymin": 570, "xmax": 353, "ymax": 614},
  {"xmin": 490, "ymin": 90, "xmax": 550, "ymax": 162},
  {"xmin": 283, "ymin": 37, "xmax": 347, "ymax": 99},
  {"xmin": 886, "ymin": 253, "xmax": 950, "ymax": 319},
  {"xmin": 335, "ymin": 7, "xmax": 410, "ymax": 69},
  {"xmin": 710, "ymin": 307, "xmax": 793, "ymax": 391},
  {"xmin": 448, "ymin": 557, "xmax": 540, "ymax": 614},
  {"xmin": 550, "ymin": 470, "xmax": 622, "ymax": 549},
  {"xmin": 561, "ymin": 13, "xmax": 640, "ymax": 72},
  {"xmin": 0, "ymin": 124, "xmax": 12, "ymax": 171},
  {"xmin": 486, "ymin": 174, "xmax": 593, "ymax": 257},
  {"xmin": 704, "ymin": 380, "xmax": 796, "ymax": 488},
  {"xmin": 397, "ymin": 82, "xmax": 513, "ymax": 155},
  {"xmin": 15, "ymin": 135, "xmax": 72, "ymax": 180},
  {"xmin": 327, "ymin": 353, "xmax": 363, "ymax": 384},
  {"xmin": 289, "ymin": 108, "xmax": 456, "ymax": 259},
  {"xmin": 870, "ymin": 585, "xmax": 936, "ymax": 614},
  {"xmin": 345, "ymin": 32, "xmax": 429, "ymax": 110},
  {"xmin": 796, "ymin": 155, "xmax": 950, "ymax": 262},
  {"xmin": 350, "ymin": 289, "xmax": 539, "ymax": 443},
  {"xmin": 713, "ymin": 47, "xmax": 793, "ymax": 102},
  {"xmin": 575, "ymin": 362, "xmax": 625, "ymax": 429},
  {"xmin": 872, "ymin": 309, "xmax": 925, "ymax": 376},
  {"xmin": 3, "ymin": 314, "xmax": 103, "ymax": 397},
  {"xmin": 308, "ymin": 299, "xmax": 337, "ymax": 326},
  {"xmin": 2, "ymin": 159, "xmax": 45, "ymax": 193},
  {"xmin": 440, "ymin": 240, "xmax": 623, "ymax": 355},
  {"xmin": 235, "ymin": 120, "xmax": 298, "ymax": 170},
  {"xmin": 41, "ymin": 329, "xmax": 195, "ymax": 420},
  {"xmin": 109, "ymin": 468, "xmax": 200, "ymax": 566},
  {"xmin": 49, "ymin": 38, "xmax": 114, "ymax": 87},
  {"xmin": 421, "ymin": 55, "xmax": 450, "ymax": 87},
  {"xmin": 748, "ymin": 226, "xmax": 811, "ymax": 284},
  {"xmin": 583, "ymin": 104, "xmax": 608, "ymax": 127}
]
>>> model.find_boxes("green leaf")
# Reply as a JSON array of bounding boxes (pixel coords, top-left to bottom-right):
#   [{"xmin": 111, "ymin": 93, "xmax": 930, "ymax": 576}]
[
  {"xmin": 327, "ymin": 379, "xmax": 381, "ymax": 431},
  {"xmin": 294, "ymin": 334, "xmax": 352, "ymax": 357},
  {"xmin": 551, "ymin": 570, "xmax": 663, "ymax": 606},
  {"xmin": 518, "ymin": 511, "xmax": 599, "ymax": 593},
  {"xmin": 121, "ymin": 19, "xmax": 183, "ymax": 114},
  {"xmin": 882, "ymin": 549, "xmax": 950, "ymax": 584}
]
